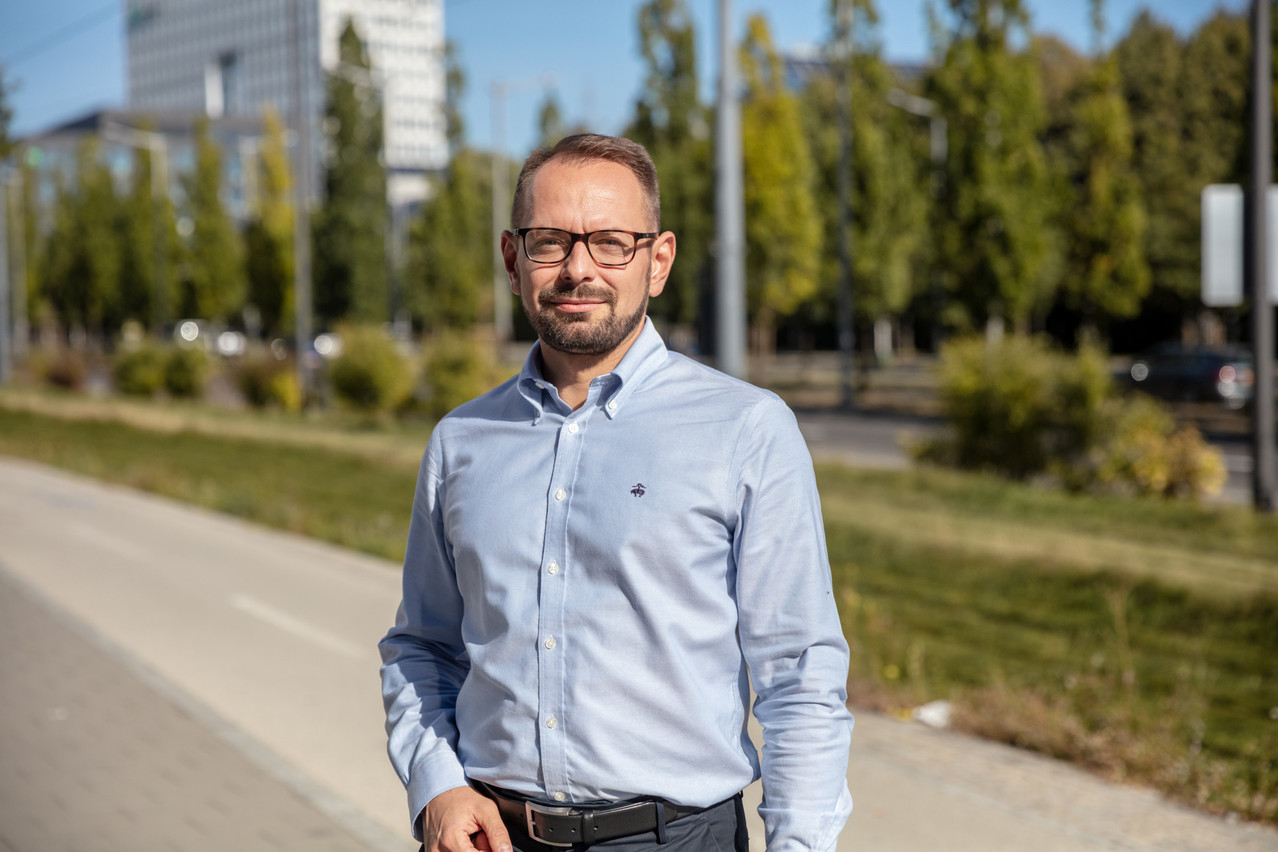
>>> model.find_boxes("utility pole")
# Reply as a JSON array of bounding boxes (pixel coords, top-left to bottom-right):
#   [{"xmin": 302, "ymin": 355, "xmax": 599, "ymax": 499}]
[
  {"xmin": 835, "ymin": 0, "xmax": 855, "ymax": 408},
  {"xmin": 290, "ymin": 0, "xmax": 315, "ymax": 403},
  {"xmin": 1247, "ymin": 0, "xmax": 1274, "ymax": 511},
  {"xmin": 715, "ymin": 0, "xmax": 746, "ymax": 380},
  {"xmin": 0, "ymin": 167, "xmax": 10, "ymax": 385}
]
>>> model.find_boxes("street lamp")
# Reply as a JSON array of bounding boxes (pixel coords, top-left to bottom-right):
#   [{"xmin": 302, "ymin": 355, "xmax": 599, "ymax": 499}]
[
  {"xmin": 489, "ymin": 74, "xmax": 556, "ymax": 345},
  {"xmin": 102, "ymin": 121, "xmax": 171, "ymax": 338}
]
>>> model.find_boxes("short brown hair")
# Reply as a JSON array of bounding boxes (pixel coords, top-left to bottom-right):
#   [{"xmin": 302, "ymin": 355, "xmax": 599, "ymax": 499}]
[{"xmin": 510, "ymin": 133, "xmax": 661, "ymax": 230}]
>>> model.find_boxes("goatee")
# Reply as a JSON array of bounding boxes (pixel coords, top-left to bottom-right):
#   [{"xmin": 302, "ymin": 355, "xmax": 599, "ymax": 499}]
[{"xmin": 524, "ymin": 280, "xmax": 649, "ymax": 357}]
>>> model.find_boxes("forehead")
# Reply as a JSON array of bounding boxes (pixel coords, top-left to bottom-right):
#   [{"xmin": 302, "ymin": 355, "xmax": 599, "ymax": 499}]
[{"xmin": 525, "ymin": 158, "xmax": 646, "ymax": 227}]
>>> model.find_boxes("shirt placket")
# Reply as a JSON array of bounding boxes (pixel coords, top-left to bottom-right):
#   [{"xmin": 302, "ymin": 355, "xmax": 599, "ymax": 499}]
[{"xmin": 535, "ymin": 393, "xmax": 595, "ymax": 801}]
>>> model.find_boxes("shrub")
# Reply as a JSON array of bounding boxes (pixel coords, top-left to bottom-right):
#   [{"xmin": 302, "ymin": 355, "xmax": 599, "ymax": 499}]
[
  {"xmin": 236, "ymin": 355, "xmax": 302, "ymax": 412},
  {"xmin": 928, "ymin": 335, "xmax": 1111, "ymax": 480},
  {"xmin": 163, "ymin": 346, "xmax": 209, "ymax": 399},
  {"xmin": 327, "ymin": 325, "xmax": 414, "ymax": 414},
  {"xmin": 1086, "ymin": 396, "xmax": 1226, "ymax": 500},
  {"xmin": 41, "ymin": 349, "xmax": 89, "ymax": 391},
  {"xmin": 112, "ymin": 343, "xmax": 165, "ymax": 397},
  {"xmin": 421, "ymin": 332, "xmax": 500, "ymax": 418}
]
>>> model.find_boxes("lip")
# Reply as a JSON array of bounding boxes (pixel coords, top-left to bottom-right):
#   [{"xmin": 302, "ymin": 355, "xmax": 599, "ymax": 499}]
[{"xmin": 547, "ymin": 300, "xmax": 605, "ymax": 314}]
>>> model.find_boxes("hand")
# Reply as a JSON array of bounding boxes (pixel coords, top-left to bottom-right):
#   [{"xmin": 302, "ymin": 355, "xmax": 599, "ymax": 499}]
[{"xmin": 421, "ymin": 786, "xmax": 513, "ymax": 852}]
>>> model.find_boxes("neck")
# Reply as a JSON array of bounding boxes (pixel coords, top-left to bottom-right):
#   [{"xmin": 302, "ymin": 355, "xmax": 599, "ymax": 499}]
[{"xmin": 537, "ymin": 324, "xmax": 644, "ymax": 410}]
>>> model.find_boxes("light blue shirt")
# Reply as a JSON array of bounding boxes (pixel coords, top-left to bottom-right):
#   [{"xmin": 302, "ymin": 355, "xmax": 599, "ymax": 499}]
[{"xmin": 380, "ymin": 320, "xmax": 853, "ymax": 850}]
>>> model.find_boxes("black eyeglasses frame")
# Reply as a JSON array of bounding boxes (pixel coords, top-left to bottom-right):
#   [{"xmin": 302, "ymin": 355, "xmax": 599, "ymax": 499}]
[{"xmin": 511, "ymin": 227, "xmax": 659, "ymax": 268}]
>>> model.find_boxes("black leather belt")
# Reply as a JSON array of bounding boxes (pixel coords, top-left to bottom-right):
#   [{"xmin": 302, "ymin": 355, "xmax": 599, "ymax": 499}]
[{"xmin": 477, "ymin": 782, "xmax": 713, "ymax": 848}]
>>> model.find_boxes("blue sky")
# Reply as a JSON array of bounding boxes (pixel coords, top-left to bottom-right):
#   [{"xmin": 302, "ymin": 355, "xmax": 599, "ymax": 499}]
[{"xmin": 1, "ymin": 0, "xmax": 1252, "ymax": 158}]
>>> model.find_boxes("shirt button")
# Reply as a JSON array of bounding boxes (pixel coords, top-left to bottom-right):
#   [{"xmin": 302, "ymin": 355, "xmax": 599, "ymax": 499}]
[
  {"xmin": 607, "ymin": 400, "xmax": 618, "ymax": 411},
  {"xmin": 535, "ymin": 382, "xmax": 545, "ymax": 389},
  {"xmin": 567, "ymin": 422, "xmax": 579, "ymax": 434},
  {"xmin": 546, "ymin": 715, "xmax": 558, "ymax": 729},
  {"xmin": 547, "ymin": 561, "xmax": 559, "ymax": 575},
  {"xmin": 554, "ymin": 488, "xmax": 566, "ymax": 501},
  {"xmin": 544, "ymin": 636, "xmax": 556, "ymax": 650},
  {"xmin": 552, "ymin": 792, "xmax": 567, "ymax": 802}
]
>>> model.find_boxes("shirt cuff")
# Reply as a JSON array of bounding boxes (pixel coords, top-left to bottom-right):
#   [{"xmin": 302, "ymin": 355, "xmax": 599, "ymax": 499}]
[{"xmin": 406, "ymin": 751, "xmax": 472, "ymax": 841}]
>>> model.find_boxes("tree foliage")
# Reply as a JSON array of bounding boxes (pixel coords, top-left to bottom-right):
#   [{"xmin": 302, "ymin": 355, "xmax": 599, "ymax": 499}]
[
  {"xmin": 627, "ymin": 0, "xmax": 713, "ymax": 329},
  {"xmin": 926, "ymin": 0, "xmax": 1053, "ymax": 332},
  {"xmin": 740, "ymin": 14, "xmax": 822, "ymax": 345},
  {"xmin": 313, "ymin": 17, "xmax": 388, "ymax": 327},
  {"xmin": 42, "ymin": 140, "xmax": 121, "ymax": 341},
  {"xmin": 182, "ymin": 118, "xmax": 244, "ymax": 322},
  {"xmin": 244, "ymin": 107, "xmax": 295, "ymax": 338}
]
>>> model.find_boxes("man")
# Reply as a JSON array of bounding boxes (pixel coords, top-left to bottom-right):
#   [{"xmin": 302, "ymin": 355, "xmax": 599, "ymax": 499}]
[{"xmin": 380, "ymin": 133, "xmax": 852, "ymax": 852}]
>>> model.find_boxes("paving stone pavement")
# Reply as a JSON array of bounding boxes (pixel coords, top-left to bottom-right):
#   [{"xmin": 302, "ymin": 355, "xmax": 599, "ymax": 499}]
[{"xmin": 0, "ymin": 570, "xmax": 384, "ymax": 852}]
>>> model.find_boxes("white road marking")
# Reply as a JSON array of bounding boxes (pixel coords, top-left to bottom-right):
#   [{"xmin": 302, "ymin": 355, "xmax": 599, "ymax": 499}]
[{"xmin": 230, "ymin": 594, "xmax": 363, "ymax": 659}]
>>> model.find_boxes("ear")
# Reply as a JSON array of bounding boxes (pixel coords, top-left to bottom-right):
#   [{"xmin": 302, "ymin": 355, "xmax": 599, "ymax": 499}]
[
  {"xmin": 646, "ymin": 231, "xmax": 676, "ymax": 298},
  {"xmin": 501, "ymin": 230, "xmax": 521, "ymax": 294}
]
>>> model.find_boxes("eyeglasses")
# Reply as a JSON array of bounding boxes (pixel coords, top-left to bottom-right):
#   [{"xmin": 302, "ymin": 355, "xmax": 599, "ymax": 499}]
[{"xmin": 513, "ymin": 228, "xmax": 657, "ymax": 267}]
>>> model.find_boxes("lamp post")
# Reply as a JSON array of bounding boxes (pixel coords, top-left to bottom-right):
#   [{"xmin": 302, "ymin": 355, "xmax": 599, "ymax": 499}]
[
  {"xmin": 102, "ymin": 121, "xmax": 171, "ymax": 338},
  {"xmin": 489, "ymin": 74, "xmax": 556, "ymax": 346},
  {"xmin": 715, "ymin": 0, "xmax": 746, "ymax": 380}
]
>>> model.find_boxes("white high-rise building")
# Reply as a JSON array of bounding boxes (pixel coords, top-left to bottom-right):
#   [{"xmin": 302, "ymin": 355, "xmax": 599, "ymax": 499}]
[{"xmin": 126, "ymin": 0, "xmax": 446, "ymax": 209}]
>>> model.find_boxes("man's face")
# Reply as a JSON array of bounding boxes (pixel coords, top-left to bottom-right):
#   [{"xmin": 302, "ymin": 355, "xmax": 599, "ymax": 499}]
[{"xmin": 502, "ymin": 158, "xmax": 674, "ymax": 358}]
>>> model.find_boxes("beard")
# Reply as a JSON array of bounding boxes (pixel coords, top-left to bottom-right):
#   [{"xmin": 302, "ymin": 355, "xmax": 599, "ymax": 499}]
[{"xmin": 522, "ymin": 275, "xmax": 650, "ymax": 357}]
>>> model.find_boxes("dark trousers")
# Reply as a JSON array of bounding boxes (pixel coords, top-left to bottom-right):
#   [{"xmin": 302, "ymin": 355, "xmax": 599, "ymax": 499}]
[{"xmin": 504, "ymin": 794, "xmax": 748, "ymax": 852}]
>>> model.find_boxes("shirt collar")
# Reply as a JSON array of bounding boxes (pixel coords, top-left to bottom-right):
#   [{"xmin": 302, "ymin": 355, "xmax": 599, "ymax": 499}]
[{"xmin": 514, "ymin": 318, "xmax": 669, "ymax": 422}]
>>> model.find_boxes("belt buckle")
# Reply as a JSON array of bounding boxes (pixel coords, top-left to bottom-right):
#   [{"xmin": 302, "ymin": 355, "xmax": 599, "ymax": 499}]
[{"xmin": 524, "ymin": 801, "xmax": 577, "ymax": 848}]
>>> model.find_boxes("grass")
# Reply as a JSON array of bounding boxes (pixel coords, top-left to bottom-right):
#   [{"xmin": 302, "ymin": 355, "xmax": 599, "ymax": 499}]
[{"xmin": 1, "ymin": 387, "xmax": 1275, "ymax": 824}]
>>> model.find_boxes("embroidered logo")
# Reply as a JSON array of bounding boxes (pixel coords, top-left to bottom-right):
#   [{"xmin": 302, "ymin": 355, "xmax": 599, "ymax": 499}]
[{"xmin": 630, "ymin": 483, "xmax": 646, "ymax": 497}]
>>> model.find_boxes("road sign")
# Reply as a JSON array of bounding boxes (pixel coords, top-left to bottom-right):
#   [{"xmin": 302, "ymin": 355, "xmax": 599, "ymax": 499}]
[{"xmin": 1201, "ymin": 184, "xmax": 1278, "ymax": 307}]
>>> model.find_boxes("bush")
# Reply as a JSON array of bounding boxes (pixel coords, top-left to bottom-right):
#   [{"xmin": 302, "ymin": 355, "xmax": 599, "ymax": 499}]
[
  {"xmin": 921, "ymin": 335, "xmax": 1226, "ymax": 501},
  {"xmin": 236, "ymin": 355, "xmax": 302, "ymax": 412},
  {"xmin": 421, "ymin": 332, "xmax": 501, "ymax": 418},
  {"xmin": 327, "ymin": 325, "xmax": 414, "ymax": 414},
  {"xmin": 112, "ymin": 343, "xmax": 165, "ymax": 397},
  {"xmin": 163, "ymin": 346, "xmax": 209, "ymax": 399},
  {"xmin": 926, "ymin": 335, "xmax": 1111, "ymax": 480},
  {"xmin": 40, "ymin": 349, "xmax": 89, "ymax": 391},
  {"xmin": 1085, "ymin": 396, "xmax": 1226, "ymax": 499}
]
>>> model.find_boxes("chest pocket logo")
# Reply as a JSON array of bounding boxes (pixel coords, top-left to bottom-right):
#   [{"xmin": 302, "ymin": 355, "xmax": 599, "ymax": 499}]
[{"xmin": 630, "ymin": 483, "xmax": 646, "ymax": 497}]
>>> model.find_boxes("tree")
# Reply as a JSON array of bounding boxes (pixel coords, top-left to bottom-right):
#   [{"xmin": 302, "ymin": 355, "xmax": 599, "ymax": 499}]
[
  {"xmin": 1113, "ymin": 12, "xmax": 1196, "ymax": 323},
  {"xmin": 926, "ymin": 0, "xmax": 1054, "ymax": 334},
  {"xmin": 313, "ymin": 18, "xmax": 389, "ymax": 327},
  {"xmin": 182, "ymin": 117, "xmax": 244, "ymax": 322},
  {"xmin": 403, "ymin": 40, "xmax": 492, "ymax": 334},
  {"xmin": 243, "ymin": 107, "xmax": 294, "ymax": 338},
  {"xmin": 1057, "ymin": 0, "xmax": 1149, "ymax": 331},
  {"xmin": 0, "ymin": 67, "xmax": 12, "ymax": 160},
  {"xmin": 536, "ymin": 93, "xmax": 566, "ymax": 149},
  {"xmin": 114, "ymin": 131, "xmax": 177, "ymax": 334},
  {"xmin": 802, "ymin": 0, "xmax": 928, "ymax": 349},
  {"xmin": 739, "ymin": 13, "xmax": 822, "ymax": 353},
  {"xmin": 42, "ymin": 139, "xmax": 121, "ymax": 343},
  {"xmin": 627, "ymin": 0, "xmax": 713, "ymax": 331}
]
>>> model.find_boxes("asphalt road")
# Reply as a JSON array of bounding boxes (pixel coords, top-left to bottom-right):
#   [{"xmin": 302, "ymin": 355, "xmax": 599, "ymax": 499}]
[{"xmin": 2, "ymin": 456, "xmax": 1276, "ymax": 852}]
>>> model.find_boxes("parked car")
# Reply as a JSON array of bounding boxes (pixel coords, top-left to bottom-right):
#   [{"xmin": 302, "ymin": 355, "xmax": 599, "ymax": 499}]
[{"xmin": 1126, "ymin": 342, "xmax": 1255, "ymax": 409}]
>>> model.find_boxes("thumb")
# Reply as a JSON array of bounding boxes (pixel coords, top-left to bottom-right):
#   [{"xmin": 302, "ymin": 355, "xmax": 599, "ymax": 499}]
[{"xmin": 474, "ymin": 802, "xmax": 513, "ymax": 852}]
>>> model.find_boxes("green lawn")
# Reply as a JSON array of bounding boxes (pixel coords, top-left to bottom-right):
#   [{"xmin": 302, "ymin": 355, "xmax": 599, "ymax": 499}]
[{"xmin": 1, "ymin": 390, "xmax": 1274, "ymax": 824}]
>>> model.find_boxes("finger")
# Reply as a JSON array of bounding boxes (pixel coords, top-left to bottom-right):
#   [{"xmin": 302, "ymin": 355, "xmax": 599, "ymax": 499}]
[
  {"xmin": 475, "ymin": 806, "xmax": 513, "ymax": 852},
  {"xmin": 472, "ymin": 830, "xmax": 492, "ymax": 851}
]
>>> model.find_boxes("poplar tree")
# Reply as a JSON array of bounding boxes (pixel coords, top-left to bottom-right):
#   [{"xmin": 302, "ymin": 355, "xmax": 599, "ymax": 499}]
[
  {"xmin": 803, "ymin": 0, "xmax": 927, "ymax": 345},
  {"xmin": 244, "ymin": 107, "xmax": 295, "ymax": 337},
  {"xmin": 740, "ymin": 13, "xmax": 822, "ymax": 353},
  {"xmin": 115, "ymin": 137, "xmax": 177, "ymax": 333},
  {"xmin": 926, "ymin": 0, "xmax": 1053, "ymax": 334},
  {"xmin": 313, "ymin": 18, "xmax": 388, "ymax": 327},
  {"xmin": 42, "ymin": 140, "xmax": 120, "ymax": 343},
  {"xmin": 404, "ymin": 41, "xmax": 491, "ymax": 333},
  {"xmin": 183, "ymin": 118, "xmax": 244, "ymax": 322},
  {"xmin": 628, "ymin": 0, "xmax": 713, "ymax": 330},
  {"xmin": 1059, "ymin": 0, "xmax": 1149, "ymax": 331}
]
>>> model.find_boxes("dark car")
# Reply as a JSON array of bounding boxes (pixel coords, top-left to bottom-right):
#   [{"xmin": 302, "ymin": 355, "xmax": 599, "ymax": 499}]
[{"xmin": 1126, "ymin": 343, "xmax": 1255, "ymax": 409}]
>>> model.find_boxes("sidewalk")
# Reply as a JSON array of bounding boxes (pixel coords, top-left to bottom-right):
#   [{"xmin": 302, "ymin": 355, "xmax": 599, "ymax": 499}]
[{"xmin": 0, "ymin": 570, "xmax": 385, "ymax": 852}]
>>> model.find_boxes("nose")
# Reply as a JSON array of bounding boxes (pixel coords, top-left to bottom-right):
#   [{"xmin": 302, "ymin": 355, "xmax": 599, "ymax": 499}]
[{"xmin": 559, "ymin": 237, "xmax": 597, "ymax": 282}]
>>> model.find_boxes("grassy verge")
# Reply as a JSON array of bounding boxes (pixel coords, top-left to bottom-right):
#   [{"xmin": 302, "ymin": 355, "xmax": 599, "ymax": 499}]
[{"xmin": 1, "ymin": 392, "xmax": 1274, "ymax": 824}]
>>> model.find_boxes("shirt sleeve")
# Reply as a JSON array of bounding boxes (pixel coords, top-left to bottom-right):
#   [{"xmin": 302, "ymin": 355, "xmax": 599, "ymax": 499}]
[
  {"xmin": 731, "ymin": 395, "xmax": 854, "ymax": 852},
  {"xmin": 378, "ymin": 436, "xmax": 472, "ymax": 841}
]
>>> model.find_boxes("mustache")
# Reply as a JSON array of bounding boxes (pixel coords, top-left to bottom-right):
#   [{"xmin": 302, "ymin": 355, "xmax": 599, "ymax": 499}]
[{"xmin": 538, "ymin": 286, "xmax": 616, "ymax": 305}]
